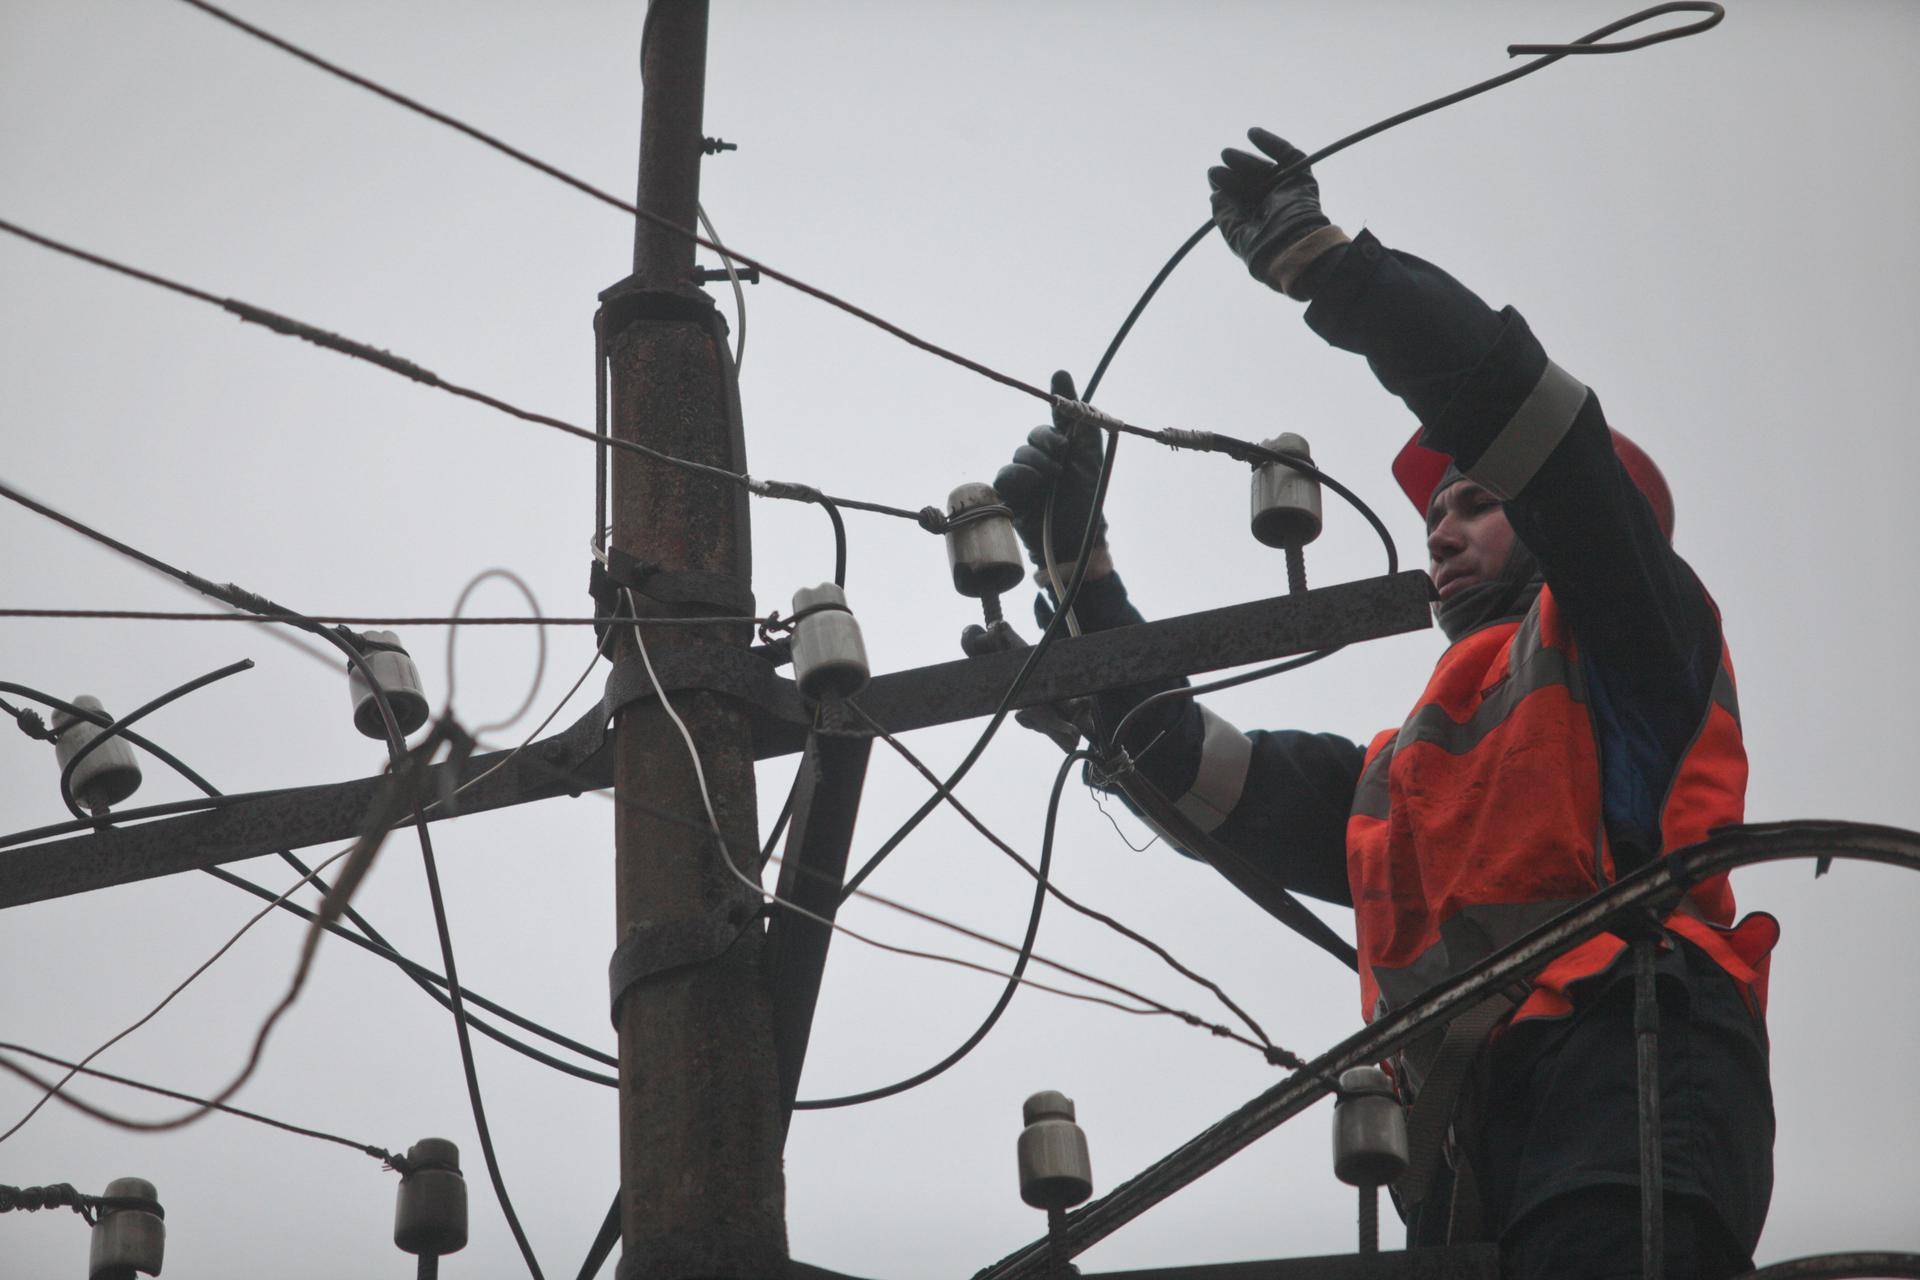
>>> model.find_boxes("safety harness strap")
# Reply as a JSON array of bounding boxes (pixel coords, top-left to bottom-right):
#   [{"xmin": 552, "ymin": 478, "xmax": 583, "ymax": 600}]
[{"xmin": 1392, "ymin": 988, "xmax": 1516, "ymax": 1216}]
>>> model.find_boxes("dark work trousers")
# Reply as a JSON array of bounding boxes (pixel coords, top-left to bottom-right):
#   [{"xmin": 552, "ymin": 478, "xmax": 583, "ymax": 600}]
[{"xmin": 1409, "ymin": 936, "xmax": 1774, "ymax": 1279}]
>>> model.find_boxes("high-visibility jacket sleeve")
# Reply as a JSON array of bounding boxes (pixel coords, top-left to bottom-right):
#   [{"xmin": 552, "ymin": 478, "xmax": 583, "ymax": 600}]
[
  {"xmin": 1054, "ymin": 572, "xmax": 1364, "ymax": 905},
  {"xmin": 1302, "ymin": 231, "xmax": 1725, "ymax": 858}
]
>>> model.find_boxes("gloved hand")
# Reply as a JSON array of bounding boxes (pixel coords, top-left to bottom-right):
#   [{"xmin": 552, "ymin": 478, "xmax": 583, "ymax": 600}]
[
  {"xmin": 993, "ymin": 369, "xmax": 1108, "ymax": 581},
  {"xmin": 1208, "ymin": 127, "xmax": 1347, "ymax": 298}
]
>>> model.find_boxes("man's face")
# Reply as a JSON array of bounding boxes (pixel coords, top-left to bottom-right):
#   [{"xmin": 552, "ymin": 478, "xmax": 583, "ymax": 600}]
[{"xmin": 1426, "ymin": 479, "xmax": 1517, "ymax": 601}]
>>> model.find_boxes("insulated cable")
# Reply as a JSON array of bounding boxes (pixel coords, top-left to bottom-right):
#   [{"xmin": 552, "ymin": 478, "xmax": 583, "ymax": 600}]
[
  {"xmin": 169, "ymin": 0, "xmax": 1054, "ymax": 406},
  {"xmin": 790, "ymin": 747, "xmax": 1061, "ymax": 1110},
  {"xmin": 1079, "ymin": 3, "xmax": 1726, "ymax": 405},
  {"xmin": 3, "ymin": 665, "xmax": 623, "ymax": 1085},
  {"xmin": 1106, "ymin": 648, "xmax": 1342, "ymax": 758},
  {"xmin": 617, "ymin": 593, "xmax": 1284, "ymax": 1061},
  {"xmin": 0, "ymin": 223, "xmax": 953, "ymax": 547},
  {"xmin": 0, "ymin": 1041, "xmax": 399, "ymax": 1165},
  {"xmin": 845, "ymin": 698, "xmax": 1295, "ymax": 1066},
  {"xmin": 441, "ymin": 567, "xmax": 546, "ymax": 737},
  {"xmin": 0, "ymin": 479, "xmax": 549, "ymax": 1277}
]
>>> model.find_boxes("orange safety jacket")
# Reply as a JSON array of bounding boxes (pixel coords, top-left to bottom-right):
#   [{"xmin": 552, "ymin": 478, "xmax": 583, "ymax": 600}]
[{"xmin": 1346, "ymin": 585, "xmax": 1779, "ymax": 1027}]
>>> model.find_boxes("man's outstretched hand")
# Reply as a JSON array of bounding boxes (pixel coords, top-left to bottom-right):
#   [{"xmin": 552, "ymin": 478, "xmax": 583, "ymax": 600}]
[{"xmin": 1208, "ymin": 127, "xmax": 1346, "ymax": 298}]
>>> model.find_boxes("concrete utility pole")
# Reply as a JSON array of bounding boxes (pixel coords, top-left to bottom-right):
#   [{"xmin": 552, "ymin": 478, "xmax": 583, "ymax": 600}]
[{"xmin": 606, "ymin": 2, "xmax": 789, "ymax": 1274}]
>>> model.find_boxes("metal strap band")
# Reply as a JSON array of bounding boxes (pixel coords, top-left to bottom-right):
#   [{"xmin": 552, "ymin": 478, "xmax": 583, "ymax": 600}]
[
  {"xmin": 607, "ymin": 900, "xmax": 762, "ymax": 1026},
  {"xmin": 1465, "ymin": 359, "xmax": 1587, "ymax": 500},
  {"xmin": 603, "ymin": 546, "xmax": 755, "ymax": 616},
  {"xmin": 1172, "ymin": 707, "xmax": 1252, "ymax": 834}
]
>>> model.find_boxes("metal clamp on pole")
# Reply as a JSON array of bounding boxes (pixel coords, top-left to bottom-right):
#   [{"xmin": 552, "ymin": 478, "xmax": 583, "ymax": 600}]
[
  {"xmin": 598, "ymin": 545, "xmax": 755, "ymax": 618},
  {"xmin": 607, "ymin": 895, "xmax": 765, "ymax": 1027}
]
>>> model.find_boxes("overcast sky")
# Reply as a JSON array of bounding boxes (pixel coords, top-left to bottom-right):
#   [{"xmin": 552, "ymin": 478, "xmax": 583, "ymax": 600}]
[{"xmin": 4, "ymin": 2, "xmax": 1918, "ymax": 1276}]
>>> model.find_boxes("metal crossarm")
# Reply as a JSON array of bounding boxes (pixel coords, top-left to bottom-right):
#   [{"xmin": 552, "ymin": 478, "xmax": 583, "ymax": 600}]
[{"xmin": 0, "ymin": 572, "xmax": 1432, "ymax": 909}]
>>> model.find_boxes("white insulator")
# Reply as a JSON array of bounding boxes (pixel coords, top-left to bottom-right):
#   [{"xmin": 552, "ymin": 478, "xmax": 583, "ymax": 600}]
[
  {"xmin": 52, "ymin": 696, "xmax": 142, "ymax": 812},
  {"xmin": 1017, "ymin": 1089, "xmax": 1093, "ymax": 1210},
  {"xmin": 88, "ymin": 1176, "xmax": 164, "ymax": 1279},
  {"xmin": 1250, "ymin": 432, "xmax": 1323, "ymax": 550},
  {"xmin": 790, "ymin": 584, "xmax": 869, "ymax": 701},
  {"xmin": 394, "ymin": 1138, "xmax": 469, "ymax": 1257},
  {"xmin": 347, "ymin": 630, "xmax": 431, "ymax": 740},
  {"xmin": 945, "ymin": 482, "xmax": 1025, "ymax": 599},
  {"xmin": 1332, "ymin": 1066, "xmax": 1408, "ymax": 1187}
]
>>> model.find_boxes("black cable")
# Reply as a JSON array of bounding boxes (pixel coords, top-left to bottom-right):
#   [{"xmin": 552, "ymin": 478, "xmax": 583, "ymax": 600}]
[
  {"xmin": 0, "ymin": 793, "xmax": 238, "ymax": 849},
  {"xmin": 198, "ymin": 865, "xmax": 616, "ymax": 1084},
  {"xmin": 167, "ymin": 0, "xmax": 1057, "ymax": 408},
  {"xmin": 55, "ymin": 659, "xmax": 254, "ymax": 820},
  {"xmin": 2, "ymin": 678, "xmax": 618, "ymax": 1081},
  {"xmin": 835, "ymin": 418, "xmax": 1121, "ymax": 905},
  {"xmin": 793, "ymin": 749, "xmax": 1072, "ymax": 1109},
  {"xmin": 1081, "ymin": 4, "xmax": 1726, "ymax": 409},
  {"xmin": 847, "ymin": 700, "xmax": 1291, "ymax": 1062},
  {"xmin": 312, "ymin": 629, "xmax": 547, "ymax": 1279},
  {"xmin": 1106, "ymin": 648, "xmax": 1342, "ymax": 756},
  {"xmin": 0, "ymin": 1041, "xmax": 396, "ymax": 1164},
  {"xmin": 819, "ymin": 496, "xmax": 848, "ymax": 588},
  {"xmin": 0, "ymin": 480, "xmax": 547, "ymax": 1276}
]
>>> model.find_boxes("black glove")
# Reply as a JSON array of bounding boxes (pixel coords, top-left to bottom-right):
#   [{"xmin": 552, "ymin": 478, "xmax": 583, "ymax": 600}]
[
  {"xmin": 1208, "ymin": 127, "xmax": 1342, "ymax": 297},
  {"xmin": 993, "ymin": 369, "xmax": 1107, "ymax": 576}
]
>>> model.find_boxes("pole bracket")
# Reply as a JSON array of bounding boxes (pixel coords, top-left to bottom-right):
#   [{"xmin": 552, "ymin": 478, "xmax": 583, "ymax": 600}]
[
  {"xmin": 591, "ymin": 545, "xmax": 755, "ymax": 624},
  {"xmin": 601, "ymin": 647, "xmax": 808, "ymax": 733},
  {"xmin": 607, "ymin": 894, "xmax": 764, "ymax": 1026}
]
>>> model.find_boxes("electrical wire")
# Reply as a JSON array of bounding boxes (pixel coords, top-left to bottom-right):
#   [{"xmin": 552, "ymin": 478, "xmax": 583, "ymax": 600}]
[
  {"xmin": 2, "ymin": 669, "xmax": 620, "ymax": 1084},
  {"xmin": 1080, "ymin": 4, "xmax": 1726, "ymax": 406},
  {"xmin": 442, "ymin": 567, "xmax": 546, "ymax": 737},
  {"xmin": 617, "ymin": 595, "xmax": 1285, "ymax": 1055},
  {"xmin": 1106, "ymin": 648, "xmax": 1342, "ymax": 756},
  {"xmin": 168, "ymin": 0, "xmax": 1054, "ymax": 406},
  {"xmin": 0, "ymin": 222, "xmax": 955, "ymax": 539},
  {"xmin": 834, "ymin": 402, "xmax": 1123, "ymax": 905},
  {"xmin": 0, "ymin": 482, "xmax": 549, "ymax": 1277},
  {"xmin": 698, "ymin": 201, "xmax": 747, "ymax": 372},
  {"xmin": 0, "ymin": 1041, "xmax": 397, "ymax": 1165},
  {"xmin": 845, "ymin": 698, "xmax": 1295, "ymax": 1066},
  {"xmin": 0, "ymin": 221, "xmax": 1389, "ymax": 584},
  {"xmin": 0, "ymin": 607, "xmax": 765, "ymax": 626},
  {"xmin": 0, "ymin": 839, "xmax": 359, "ymax": 1145},
  {"xmin": 791, "ymin": 747, "xmax": 1062, "ymax": 1110}
]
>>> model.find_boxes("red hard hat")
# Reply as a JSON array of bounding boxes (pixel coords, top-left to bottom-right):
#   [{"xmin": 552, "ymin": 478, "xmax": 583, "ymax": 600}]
[{"xmin": 1391, "ymin": 427, "xmax": 1674, "ymax": 540}]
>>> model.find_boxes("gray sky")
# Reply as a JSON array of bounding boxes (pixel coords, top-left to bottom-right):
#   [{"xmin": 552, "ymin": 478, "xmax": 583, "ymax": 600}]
[{"xmin": 3, "ymin": 1, "xmax": 1918, "ymax": 1276}]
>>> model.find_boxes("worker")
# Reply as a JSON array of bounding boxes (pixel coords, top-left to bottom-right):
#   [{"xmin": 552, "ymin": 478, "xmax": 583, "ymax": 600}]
[{"xmin": 995, "ymin": 129, "xmax": 1778, "ymax": 1279}]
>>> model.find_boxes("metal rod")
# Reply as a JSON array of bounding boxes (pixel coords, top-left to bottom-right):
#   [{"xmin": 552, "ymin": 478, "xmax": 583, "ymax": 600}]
[{"xmin": 1358, "ymin": 1184, "xmax": 1378, "ymax": 1255}]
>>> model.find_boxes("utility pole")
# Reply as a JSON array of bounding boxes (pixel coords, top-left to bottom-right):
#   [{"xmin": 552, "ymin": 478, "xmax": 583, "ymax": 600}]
[{"xmin": 605, "ymin": 2, "xmax": 789, "ymax": 1275}]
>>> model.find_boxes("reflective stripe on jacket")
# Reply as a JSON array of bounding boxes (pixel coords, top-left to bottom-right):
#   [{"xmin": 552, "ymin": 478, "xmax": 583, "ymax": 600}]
[{"xmin": 1345, "ymin": 585, "xmax": 1777, "ymax": 1025}]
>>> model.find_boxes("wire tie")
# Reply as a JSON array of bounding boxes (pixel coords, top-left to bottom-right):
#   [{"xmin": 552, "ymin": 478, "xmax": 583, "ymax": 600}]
[
  {"xmin": 915, "ymin": 506, "xmax": 947, "ymax": 533},
  {"xmin": 6, "ymin": 707, "xmax": 53, "ymax": 741},
  {"xmin": 1054, "ymin": 397, "xmax": 1121, "ymax": 433}
]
